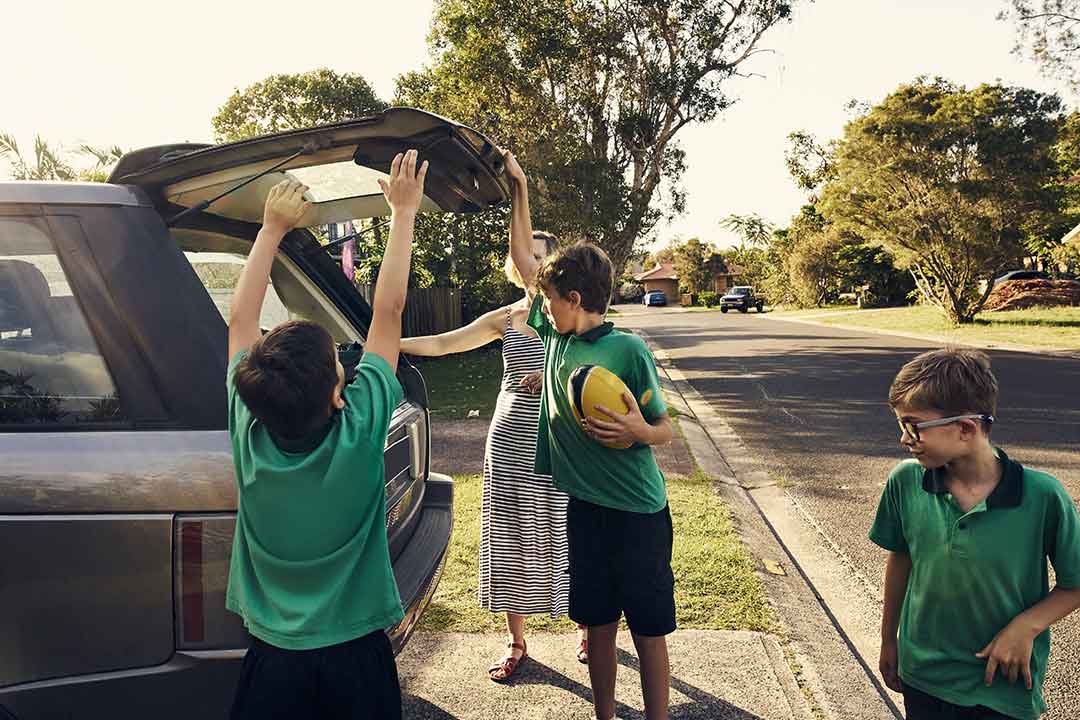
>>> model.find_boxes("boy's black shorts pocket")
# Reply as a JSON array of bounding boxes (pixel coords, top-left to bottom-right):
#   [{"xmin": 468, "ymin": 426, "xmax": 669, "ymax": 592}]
[{"xmin": 566, "ymin": 498, "xmax": 676, "ymax": 637}]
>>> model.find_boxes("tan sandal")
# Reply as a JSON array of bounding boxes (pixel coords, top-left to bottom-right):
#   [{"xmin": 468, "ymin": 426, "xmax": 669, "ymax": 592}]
[{"xmin": 488, "ymin": 640, "xmax": 528, "ymax": 682}]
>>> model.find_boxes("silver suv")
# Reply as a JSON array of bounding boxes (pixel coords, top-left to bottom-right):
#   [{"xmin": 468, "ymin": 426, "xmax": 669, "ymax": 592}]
[{"xmin": 0, "ymin": 108, "xmax": 510, "ymax": 719}]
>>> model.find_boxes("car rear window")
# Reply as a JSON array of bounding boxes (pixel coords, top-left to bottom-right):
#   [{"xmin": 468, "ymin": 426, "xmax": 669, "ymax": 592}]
[{"xmin": 0, "ymin": 218, "xmax": 127, "ymax": 427}]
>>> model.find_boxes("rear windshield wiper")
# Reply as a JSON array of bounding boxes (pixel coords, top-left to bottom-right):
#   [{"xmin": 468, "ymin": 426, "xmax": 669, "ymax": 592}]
[{"xmin": 165, "ymin": 140, "xmax": 324, "ymax": 228}]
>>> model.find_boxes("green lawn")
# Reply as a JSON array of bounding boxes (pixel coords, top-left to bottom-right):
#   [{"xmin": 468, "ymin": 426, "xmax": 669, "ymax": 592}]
[
  {"xmin": 419, "ymin": 471, "xmax": 776, "ymax": 634},
  {"xmin": 409, "ymin": 346, "xmax": 504, "ymax": 419},
  {"xmin": 773, "ymin": 304, "xmax": 1080, "ymax": 351}
]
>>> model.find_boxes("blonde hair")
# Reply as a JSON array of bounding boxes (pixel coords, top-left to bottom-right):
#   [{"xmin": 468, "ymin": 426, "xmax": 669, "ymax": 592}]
[
  {"xmin": 888, "ymin": 348, "xmax": 998, "ymax": 417},
  {"xmin": 505, "ymin": 231, "xmax": 559, "ymax": 288}
]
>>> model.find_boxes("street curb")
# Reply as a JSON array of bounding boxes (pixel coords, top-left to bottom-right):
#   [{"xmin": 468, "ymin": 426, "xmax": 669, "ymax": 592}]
[
  {"xmin": 759, "ymin": 311, "xmax": 1080, "ymax": 360},
  {"xmin": 637, "ymin": 329, "xmax": 904, "ymax": 720}
]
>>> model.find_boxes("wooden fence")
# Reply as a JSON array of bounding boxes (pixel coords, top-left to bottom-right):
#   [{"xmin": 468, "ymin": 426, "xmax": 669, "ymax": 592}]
[{"xmin": 356, "ymin": 285, "xmax": 463, "ymax": 337}]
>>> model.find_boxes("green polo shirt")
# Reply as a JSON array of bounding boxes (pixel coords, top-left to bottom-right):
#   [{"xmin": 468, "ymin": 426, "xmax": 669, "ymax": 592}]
[
  {"xmin": 870, "ymin": 449, "xmax": 1080, "ymax": 719},
  {"xmin": 225, "ymin": 350, "xmax": 405, "ymax": 650},
  {"xmin": 527, "ymin": 294, "xmax": 668, "ymax": 514}
]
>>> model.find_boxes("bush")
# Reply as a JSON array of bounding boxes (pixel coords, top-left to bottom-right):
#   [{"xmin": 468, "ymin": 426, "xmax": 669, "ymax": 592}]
[
  {"xmin": 698, "ymin": 291, "xmax": 719, "ymax": 307},
  {"xmin": 619, "ymin": 281, "xmax": 645, "ymax": 302}
]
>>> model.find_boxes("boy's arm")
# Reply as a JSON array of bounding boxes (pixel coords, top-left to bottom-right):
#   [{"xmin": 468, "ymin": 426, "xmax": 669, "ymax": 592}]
[
  {"xmin": 879, "ymin": 550, "xmax": 912, "ymax": 693},
  {"xmin": 400, "ymin": 306, "xmax": 505, "ymax": 357},
  {"xmin": 976, "ymin": 586, "xmax": 1080, "ymax": 690},
  {"xmin": 228, "ymin": 180, "xmax": 310, "ymax": 360},
  {"xmin": 504, "ymin": 152, "xmax": 539, "ymax": 287},
  {"xmin": 364, "ymin": 150, "xmax": 429, "ymax": 374},
  {"xmin": 585, "ymin": 398, "xmax": 673, "ymax": 447}
]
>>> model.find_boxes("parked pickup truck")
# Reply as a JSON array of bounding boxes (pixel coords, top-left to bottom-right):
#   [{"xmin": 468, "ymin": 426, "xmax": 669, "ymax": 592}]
[
  {"xmin": 720, "ymin": 286, "xmax": 765, "ymax": 313},
  {"xmin": 0, "ymin": 108, "xmax": 511, "ymax": 720}
]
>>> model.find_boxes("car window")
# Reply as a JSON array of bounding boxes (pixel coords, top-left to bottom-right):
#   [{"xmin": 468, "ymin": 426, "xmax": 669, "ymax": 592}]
[
  {"xmin": 186, "ymin": 252, "xmax": 291, "ymax": 330},
  {"xmin": 0, "ymin": 218, "xmax": 127, "ymax": 427},
  {"xmin": 184, "ymin": 250, "xmax": 359, "ymax": 344}
]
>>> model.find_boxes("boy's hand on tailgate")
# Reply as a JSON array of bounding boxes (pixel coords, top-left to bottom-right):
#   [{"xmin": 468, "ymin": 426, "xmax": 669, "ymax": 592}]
[{"xmin": 585, "ymin": 392, "xmax": 648, "ymax": 446}]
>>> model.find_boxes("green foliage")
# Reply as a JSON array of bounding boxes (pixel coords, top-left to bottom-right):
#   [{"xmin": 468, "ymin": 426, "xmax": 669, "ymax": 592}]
[
  {"xmin": 834, "ymin": 243, "xmax": 915, "ymax": 308},
  {"xmin": 397, "ymin": 0, "xmax": 799, "ymax": 278},
  {"xmin": 212, "ymin": 68, "xmax": 387, "ymax": 142},
  {"xmin": 673, "ymin": 237, "xmax": 723, "ymax": 295},
  {"xmin": 0, "ymin": 371, "xmax": 65, "ymax": 424},
  {"xmin": 1001, "ymin": 1, "xmax": 1080, "ymax": 94},
  {"xmin": 647, "ymin": 245, "xmax": 676, "ymax": 268},
  {"xmin": 782, "ymin": 206, "xmax": 841, "ymax": 308},
  {"xmin": 618, "ymin": 280, "xmax": 645, "ymax": 302},
  {"xmin": 698, "ymin": 290, "xmax": 720, "ymax": 307},
  {"xmin": 784, "ymin": 130, "xmax": 836, "ymax": 194},
  {"xmin": 0, "ymin": 134, "xmax": 123, "ymax": 182},
  {"xmin": 718, "ymin": 213, "xmax": 775, "ymax": 248},
  {"xmin": 819, "ymin": 79, "xmax": 1065, "ymax": 323},
  {"xmin": 411, "ymin": 209, "xmax": 520, "ymax": 321}
]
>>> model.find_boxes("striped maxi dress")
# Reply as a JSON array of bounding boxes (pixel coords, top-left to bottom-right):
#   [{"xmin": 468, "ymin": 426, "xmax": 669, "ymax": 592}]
[{"xmin": 477, "ymin": 308, "xmax": 570, "ymax": 617}]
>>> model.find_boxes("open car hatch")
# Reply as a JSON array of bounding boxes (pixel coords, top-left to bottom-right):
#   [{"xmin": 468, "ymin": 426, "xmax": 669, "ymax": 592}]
[{"xmin": 109, "ymin": 108, "xmax": 512, "ymax": 227}]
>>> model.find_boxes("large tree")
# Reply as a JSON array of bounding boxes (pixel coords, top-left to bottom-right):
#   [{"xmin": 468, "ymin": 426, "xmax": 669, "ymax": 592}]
[
  {"xmin": 1001, "ymin": 1, "xmax": 1080, "ymax": 93},
  {"xmin": 819, "ymin": 79, "xmax": 1064, "ymax": 324},
  {"xmin": 212, "ymin": 69, "xmax": 386, "ymax": 142},
  {"xmin": 672, "ymin": 237, "xmax": 724, "ymax": 295},
  {"xmin": 397, "ymin": 0, "xmax": 798, "ymax": 277}
]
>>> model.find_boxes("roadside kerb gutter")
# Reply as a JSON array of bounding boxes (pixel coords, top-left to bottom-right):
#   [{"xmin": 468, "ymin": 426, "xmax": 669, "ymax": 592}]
[{"xmin": 637, "ymin": 329, "xmax": 904, "ymax": 720}]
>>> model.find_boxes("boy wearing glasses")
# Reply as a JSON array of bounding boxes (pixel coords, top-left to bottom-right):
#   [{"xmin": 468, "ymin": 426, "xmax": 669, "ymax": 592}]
[{"xmin": 870, "ymin": 348, "xmax": 1080, "ymax": 720}]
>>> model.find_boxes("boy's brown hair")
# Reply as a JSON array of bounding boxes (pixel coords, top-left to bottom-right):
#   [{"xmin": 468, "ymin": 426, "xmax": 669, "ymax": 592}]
[
  {"xmin": 888, "ymin": 348, "xmax": 998, "ymax": 418},
  {"xmin": 535, "ymin": 241, "xmax": 613, "ymax": 314},
  {"xmin": 232, "ymin": 320, "xmax": 339, "ymax": 439}
]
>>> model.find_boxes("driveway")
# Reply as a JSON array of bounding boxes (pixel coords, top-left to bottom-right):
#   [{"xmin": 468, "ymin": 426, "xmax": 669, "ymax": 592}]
[{"xmin": 617, "ymin": 306, "xmax": 1080, "ymax": 718}]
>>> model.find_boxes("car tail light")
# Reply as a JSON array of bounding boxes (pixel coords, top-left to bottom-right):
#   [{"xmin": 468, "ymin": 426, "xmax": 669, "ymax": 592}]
[{"xmin": 174, "ymin": 515, "xmax": 248, "ymax": 650}]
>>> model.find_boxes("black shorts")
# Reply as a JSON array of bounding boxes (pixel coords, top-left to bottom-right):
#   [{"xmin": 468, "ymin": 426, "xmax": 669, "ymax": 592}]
[
  {"xmin": 566, "ymin": 498, "xmax": 676, "ymax": 637},
  {"xmin": 230, "ymin": 630, "xmax": 401, "ymax": 720},
  {"xmin": 901, "ymin": 682, "xmax": 1018, "ymax": 720}
]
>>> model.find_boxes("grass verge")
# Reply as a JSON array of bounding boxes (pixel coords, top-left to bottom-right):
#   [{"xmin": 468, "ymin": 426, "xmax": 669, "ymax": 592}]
[
  {"xmin": 772, "ymin": 304, "xmax": 1080, "ymax": 350},
  {"xmin": 419, "ymin": 470, "xmax": 776, "ymax": 634},
  {"xmin": 409, "ymin": 346, "xmax": 503, "ymax": 419}
]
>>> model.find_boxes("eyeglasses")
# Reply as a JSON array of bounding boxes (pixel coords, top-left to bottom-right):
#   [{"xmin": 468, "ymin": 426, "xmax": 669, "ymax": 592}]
[{"xmin": 897, "ymin": 414, "xmax": 994, "ymax": 442}]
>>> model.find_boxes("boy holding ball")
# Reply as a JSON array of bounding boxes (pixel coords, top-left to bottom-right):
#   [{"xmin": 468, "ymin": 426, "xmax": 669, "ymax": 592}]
[{"xmin": 505, "ymin": 151, "xmax": 676, "ymax": 720}]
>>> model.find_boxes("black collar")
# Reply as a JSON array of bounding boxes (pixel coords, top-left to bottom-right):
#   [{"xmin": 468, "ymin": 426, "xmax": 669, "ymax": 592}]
[
  {"xmin": 269, "ymin": 413, "xmax": 337, "ymax": 454},
  {"xmin": 921, "ymin": 447, "xmax": 1024, "ymax": 509},
  {"xmin": 576, "ymin": 322, "xmax": 614, "ymax": 342}
]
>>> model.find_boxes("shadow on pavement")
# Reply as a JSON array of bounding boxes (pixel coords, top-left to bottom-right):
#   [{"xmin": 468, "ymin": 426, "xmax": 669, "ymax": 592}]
[
  {"xmin": 487, "ymin": 650, "xmax": 767, "ymax": 720},
  {"xmin": 402, "ymin": 695, "xmax": 458, "ymax": 719}
]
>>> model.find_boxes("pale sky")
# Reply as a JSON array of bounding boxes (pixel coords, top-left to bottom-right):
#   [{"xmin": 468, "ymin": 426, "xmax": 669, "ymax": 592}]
[{"xmin": 1, "ymin": 0, "xmax": 1071, "ymax": 249}]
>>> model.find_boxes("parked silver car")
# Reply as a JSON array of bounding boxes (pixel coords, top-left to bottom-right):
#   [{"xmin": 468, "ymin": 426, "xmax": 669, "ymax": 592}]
[{"xmin": 0, "ymin": 108, "xmax": 510, "ymax": 719}]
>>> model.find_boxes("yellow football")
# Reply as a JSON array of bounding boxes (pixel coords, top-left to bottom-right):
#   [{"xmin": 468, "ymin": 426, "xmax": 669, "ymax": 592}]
[{"xmin": 568, "ymin": 365, "xmax": 638, "ymax": 449}]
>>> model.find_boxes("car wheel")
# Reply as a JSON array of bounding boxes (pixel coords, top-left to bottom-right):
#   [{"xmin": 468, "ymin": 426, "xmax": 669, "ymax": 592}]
[
  {"xmin": 720, "ymin": 306, "xmax": 728, "ymax": 313},
  {"xmin": 738, "ymin": 305, "xmax": 748, "ymax": 313},
  {"xmin": 756, "ymin": 303, "xmax": 764, "ymax": 312}
]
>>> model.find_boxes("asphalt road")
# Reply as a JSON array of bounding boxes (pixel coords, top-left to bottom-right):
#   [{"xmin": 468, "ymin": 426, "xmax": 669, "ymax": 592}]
[{"xmin": 617, "ymin": 306, "xmax": 1080, "ymax": 718}]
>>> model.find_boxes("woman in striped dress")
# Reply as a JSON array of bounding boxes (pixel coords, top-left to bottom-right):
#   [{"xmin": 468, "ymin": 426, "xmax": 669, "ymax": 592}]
[{"xmin": 400, "ymin": 231, "xmax": 585, "ymax": 681}]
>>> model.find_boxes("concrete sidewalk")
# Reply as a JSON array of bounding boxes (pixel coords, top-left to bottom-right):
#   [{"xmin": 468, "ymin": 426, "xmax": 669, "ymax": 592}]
[{"xmin": 399, "ymin": 630, "xmax": 810, "ymax": 720}]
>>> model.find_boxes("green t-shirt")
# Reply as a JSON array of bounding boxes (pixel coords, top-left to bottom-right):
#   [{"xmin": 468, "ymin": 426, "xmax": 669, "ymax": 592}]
[
  {"xmin": 225, "ymin": 350, "xmax": 405, "ymax": 650},
  {"xmin": 527, "ymin": 294, "xmax": 668, "ymax": 514},
  {"xmin": 869, "ymin": 449, "xmax": 1080, "ymax": 720}
]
